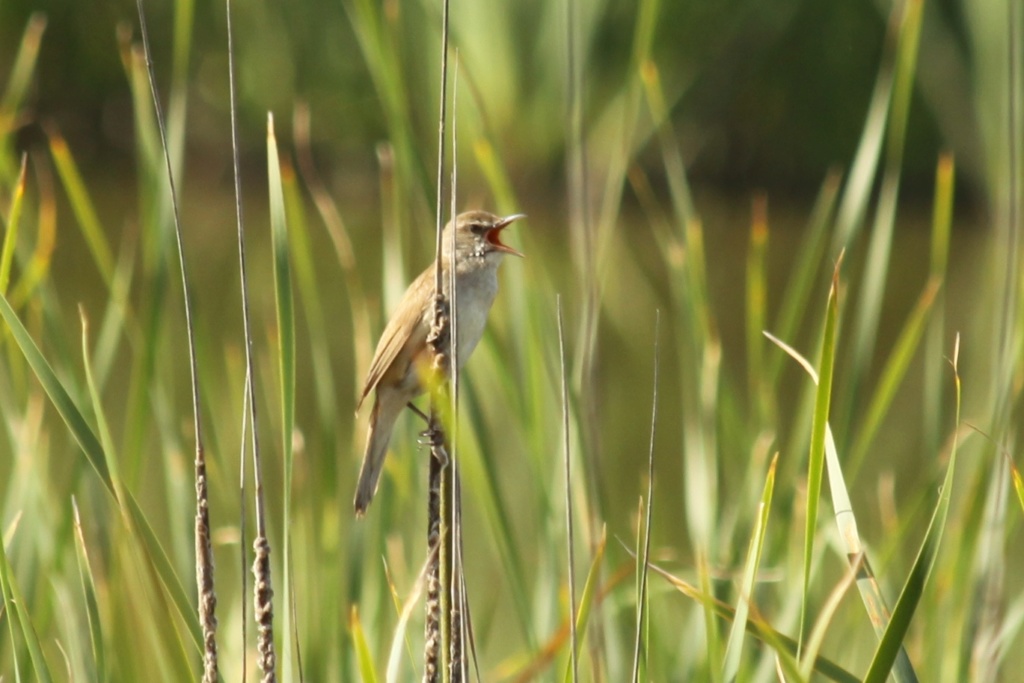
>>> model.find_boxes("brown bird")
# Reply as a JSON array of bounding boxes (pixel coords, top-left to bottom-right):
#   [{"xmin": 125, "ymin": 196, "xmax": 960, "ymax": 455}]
[{"xmin": 353, "ymin": 210, "xmax": 524, "ymax": 515}]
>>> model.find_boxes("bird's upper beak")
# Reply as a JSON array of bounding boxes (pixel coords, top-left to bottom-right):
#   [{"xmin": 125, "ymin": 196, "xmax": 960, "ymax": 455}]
[{"xmin": 487, "ymin": 213, "xmax": 526, "ymax": 257}]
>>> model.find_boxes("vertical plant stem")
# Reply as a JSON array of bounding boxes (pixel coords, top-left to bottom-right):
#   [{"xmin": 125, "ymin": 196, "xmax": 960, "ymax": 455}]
[
  {"xmin": 133, "ymin": 0, "xmax": 216, "ymax": 678},
  {"xmin": 631, "ymin": 312, "xmax": 659, "ymax": 683},
  {"xmin": 424, "ymin": 440, "xmax": 443, "ymax": 683},
  {"xmin": 558, "ymin": 296, "xmax": 578, "ymax": 682},
  {"xmin": 425, "ymin": 0, "xmax": 453, "ymax": 679},
  {"xmin": 448, "ymin": 57, "xmax": 466, "ymax": 683},
  {"xmin": 226, "ymin": 0, "xmax": 274, "ymax": 678}
]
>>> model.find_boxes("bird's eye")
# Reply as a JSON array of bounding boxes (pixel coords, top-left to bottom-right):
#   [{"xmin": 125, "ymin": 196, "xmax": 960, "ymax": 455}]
[{"xmin": 469, "ymin": 223, "xmax": 488, "ymax": 235}]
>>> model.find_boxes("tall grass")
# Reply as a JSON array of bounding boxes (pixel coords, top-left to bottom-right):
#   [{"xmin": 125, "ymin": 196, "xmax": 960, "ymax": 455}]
[{"xmin": 0, "ymin": 0, "xmax": 1022, "ymax": 681}]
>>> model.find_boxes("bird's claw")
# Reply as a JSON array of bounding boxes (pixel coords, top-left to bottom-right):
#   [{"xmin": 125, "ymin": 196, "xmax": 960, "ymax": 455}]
[{"xmin": 418, "ymin": 427, "xmax": 449, "ymax": 466}]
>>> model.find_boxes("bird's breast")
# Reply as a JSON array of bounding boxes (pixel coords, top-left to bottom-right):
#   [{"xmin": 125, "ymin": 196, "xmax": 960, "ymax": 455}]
[{"xmin": 449, "ymin": 266, "xmax": 499, "ymax": 367}]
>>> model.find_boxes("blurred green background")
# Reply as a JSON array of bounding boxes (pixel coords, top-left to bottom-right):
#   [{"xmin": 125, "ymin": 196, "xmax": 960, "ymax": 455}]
[{"xmin": 0, "ymin": 0, "xmax": 1022, "ymax": 680}]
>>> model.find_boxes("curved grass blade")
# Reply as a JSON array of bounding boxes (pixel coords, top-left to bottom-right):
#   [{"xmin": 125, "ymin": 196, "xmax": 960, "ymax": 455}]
[
  {"xmin": 766, "ymin": 330, "xmax": 918, "ymax": 681},
  {"xmin": 0, "ymin": 292, "xmax": 202, "ymax": 652},
  {"xmin": 767, "ymin": 170, "xmax": 841, "ymax": 385},
  {"xmin": 863, "ymin": 335, "xmax": 962, "ymax": 683}
]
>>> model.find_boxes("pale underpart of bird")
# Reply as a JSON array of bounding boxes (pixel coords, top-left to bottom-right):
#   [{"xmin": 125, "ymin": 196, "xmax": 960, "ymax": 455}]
[{"xmin": 353, "ymin": 210, "xmax": 524, "ymax": 515}]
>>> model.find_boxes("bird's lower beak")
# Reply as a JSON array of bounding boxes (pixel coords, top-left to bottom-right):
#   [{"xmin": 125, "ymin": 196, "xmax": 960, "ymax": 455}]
[{"xmin": 488, "ymin": 214, "xmax": 526, "ymax": 257}]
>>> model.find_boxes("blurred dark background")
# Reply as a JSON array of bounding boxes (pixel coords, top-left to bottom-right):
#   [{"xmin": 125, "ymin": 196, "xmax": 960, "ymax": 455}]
[{"xmin": 0, "ymin": 0, "xmax": 984, "ymax": 202}]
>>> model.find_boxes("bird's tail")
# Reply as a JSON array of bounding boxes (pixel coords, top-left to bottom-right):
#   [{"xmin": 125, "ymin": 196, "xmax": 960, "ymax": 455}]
[{"xmin": 353, "ymin": 395, "xmax": 403, "ymax": 515}]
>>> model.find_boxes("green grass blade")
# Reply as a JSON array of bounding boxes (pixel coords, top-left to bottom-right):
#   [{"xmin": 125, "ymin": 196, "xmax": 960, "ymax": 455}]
[
  {"xmin": 563, "ymin": 527, "xmax": 607, "ymax": 683},
  {"xmin": 344, "ymin": 0, "xmax": 429, "ymax": 203},
  {"xmin": 767, "ymin": 329, "xmax": 918, "ymax": 680},
  {"xmin": 847, "ymin": 277, "xmax": 941, "ymax": 475},
  {"xmin": 641, "ymin": 60, "xmax": 696, "ymax": 228},
  {"xmin": 0, "ymin": 15, "xmax": 46, "ymax": 178},
  {"xmin": 798, "ymin": 258, "xmax": 841, "ymax": 651},
  {"xmin": 9, "ymin": 171, "xmax": 57, "ymax": 307},
  {"xmin": 863, "ymin": 336, "xmax": 962, "ymax": 683},
  {"xmin": 1010, "ymin": 459, "xmax": 1024, "ymax": 517},
  {"xmin": 745, "ymin": 196, "xmax": 769, "ymax": 421},
  {"xmin": 0, "ymin": 13, "xmax": 45, "ymax": 110},
  {"xmin": 71, "ymin": 498, "xmax": 105, "ymax": 682},
  {"xmin": 928, "ymin": 154, "xmax": 955, "ymax": 281},
  {"xmin": 0, "ymin": 527, "xmax": 54, "ymax": 683},
  {"xmin": 79, "ymin": 306, "xmax": 122, "ymax": 492},
  {"xmin": 848, "ymin": 0, "xmax": 924, "ymax": 388},
  {"xmin": 0, "ymin": 155, "xmax": 27, "ymax": 295},
  {"xmin": 350, "ymin": 606, "xmax": 380, "ymax": 683},
  {"xmin": 268, "ymin": 112, "xmax": 298, "ymax": 680},
  {"xmin": 922, "ymin": 154, "xmax": 955, "ymax": 456},
  {"xmin": 768, "ymin": 169, "xmax": 841, "ymax": 383},
  {"xmin": 0, "ymin": 293, "xmax": 111, "ymax": 490},
  {"xmin": 46, "ymin": 133, "xmax": 115, "ymax": 289},
  {"xmin": 832, "ymin": 0, "xmax": 903, "ymax": 249},
  {"xmin": 459, "ymin": 379, "xmax": 534, "ymax": 642},
  {"xmin": 281, "ymin": 155, "xmax": 337, "ymax": 453},
  {"xmin": 722, "ymin": 453, "xmax": 777, "ymax": 682}
]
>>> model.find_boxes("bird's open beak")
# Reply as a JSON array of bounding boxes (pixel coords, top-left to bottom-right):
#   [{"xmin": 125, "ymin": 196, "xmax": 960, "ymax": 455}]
[{"xmin": 487, "ymin": 213, "xmax": 526, "ymax": 257}]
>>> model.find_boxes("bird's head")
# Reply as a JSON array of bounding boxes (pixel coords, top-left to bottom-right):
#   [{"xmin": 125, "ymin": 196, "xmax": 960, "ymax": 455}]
[{"xmin": 442, "ymin": 211, "xmax": 525, "ymax": 267}]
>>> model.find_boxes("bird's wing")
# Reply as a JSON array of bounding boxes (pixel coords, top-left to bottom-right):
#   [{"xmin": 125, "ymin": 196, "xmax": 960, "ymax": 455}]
[{"xmin": 356, "ymin": 265, "xmax": 434, "ymax": 410}]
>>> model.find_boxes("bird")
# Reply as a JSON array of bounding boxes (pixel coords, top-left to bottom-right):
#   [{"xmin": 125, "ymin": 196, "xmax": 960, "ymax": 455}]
[{"xmin": 353, "ymin": 210, "xmax": 524, "ymax": 515}]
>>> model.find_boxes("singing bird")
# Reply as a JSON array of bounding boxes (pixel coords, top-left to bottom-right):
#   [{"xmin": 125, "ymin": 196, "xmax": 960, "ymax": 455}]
[{"xmin": 353, "ymin": 211, "xmax": 524, "ymax": 515}]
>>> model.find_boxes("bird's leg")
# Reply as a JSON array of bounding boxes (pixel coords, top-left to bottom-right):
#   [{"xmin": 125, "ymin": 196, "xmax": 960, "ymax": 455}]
[
  {"xmin": 406, "ymin": 401, "xmax": 430, "ymax": 424},
  {"xmin": 416, "ymin": 412, "xmax": 449, "ymax": 466}
]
